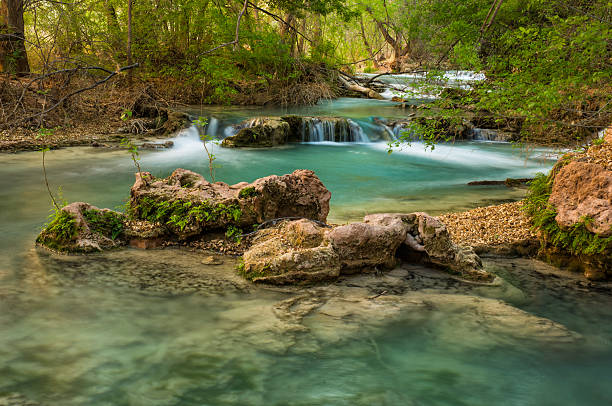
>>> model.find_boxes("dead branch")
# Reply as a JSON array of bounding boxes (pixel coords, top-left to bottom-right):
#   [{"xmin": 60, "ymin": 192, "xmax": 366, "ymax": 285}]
[
  {"xmin": 1, "ymin": 63, "xmax": 139, "ymax": 128},
  {"xmin": 198, "ymin": 0, "xmax": 249, "ymax": 56},
  {"xmin": 247, "ymin": 2, "xmax": 312, "ymax": 43}
]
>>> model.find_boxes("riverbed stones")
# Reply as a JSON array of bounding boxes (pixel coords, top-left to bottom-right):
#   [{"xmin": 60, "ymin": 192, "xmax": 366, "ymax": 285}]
[{"xmin": 36, "ymin": 202, "xmax": 126, "ymax": 253}]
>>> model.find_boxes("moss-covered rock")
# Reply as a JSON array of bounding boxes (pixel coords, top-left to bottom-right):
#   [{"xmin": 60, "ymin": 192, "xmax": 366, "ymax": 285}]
[
  {"xmin": 129, "ymin": 168, "xmax": 331, "ymax": 240},
  {"xmin": 221, "ymin": 117, "xmax": 289, "ymax": 147},
  {"xmin": 36, "ymin": 202, "xmax": 126, "ymax": 253},
  {"xmin": 523, "ymin": 135, "xmax": 612, "ymax": 279}
]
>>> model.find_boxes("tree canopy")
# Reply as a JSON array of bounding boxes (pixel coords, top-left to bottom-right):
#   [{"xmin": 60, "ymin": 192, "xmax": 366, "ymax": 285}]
[{"xmin": 1, "ymin": 0, "xmax": 610, "ymax": 143}]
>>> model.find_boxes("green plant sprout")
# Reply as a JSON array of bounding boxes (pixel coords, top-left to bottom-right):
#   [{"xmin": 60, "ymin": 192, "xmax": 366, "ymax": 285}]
[
  {"xmin": 194, "ymin": 116, "xmax": 221, "ymax": 183},
  {"xmin": 120, "ymin": 109, "xmax": 143, "ymax": 178},
  {"xmin": 35, "ymin": 127, "xmax": 60, "ymax": 211}
]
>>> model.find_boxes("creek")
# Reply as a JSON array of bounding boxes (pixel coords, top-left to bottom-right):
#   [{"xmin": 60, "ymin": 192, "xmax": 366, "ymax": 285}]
[{"xmin": 1, "ymin": 97, "xmax": 611, "ymax": 406}]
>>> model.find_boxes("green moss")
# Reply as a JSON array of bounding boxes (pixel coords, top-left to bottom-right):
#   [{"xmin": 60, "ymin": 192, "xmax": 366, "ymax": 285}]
[
  {"xmin": 36, "ymin": 210, "xmax": 79, "ymax": 251},
  {"xmin": 523, "ymin": 172, "xmax": 612, "ymax": 257},
  {"xmin": 236, "ymin": 259, "xmax": 272, "ymax": 281},
  {"xmin": 83, "ymin": 209, "xmax": 125, "ymax": 240},
  {"xmin": 225, "ymin": 225, "xmax": 243, "ymax": 242},
  {"xmin": 238, "ymin": 186, "xmax": 258, "ymax": 199},
  {"xmin": 131, "ymin": 196, "xmax": 242, "ymax": 232}
]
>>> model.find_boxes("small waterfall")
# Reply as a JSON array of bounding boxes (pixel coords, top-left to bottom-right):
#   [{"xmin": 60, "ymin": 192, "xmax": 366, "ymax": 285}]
[
  {"xmin": 347, "ymin": 119, "xmax": 369, "ymax": 143},
  {"xmin": 301, "ymin": 118, "xmax": 339, "ymax": 142},
  {"xmin": 206, "ymin": 117, "xmax": 219, "ymax": 137},
  {"xmin": 382, "ymin": 125, "xmax": 398, "ymax": 141}
]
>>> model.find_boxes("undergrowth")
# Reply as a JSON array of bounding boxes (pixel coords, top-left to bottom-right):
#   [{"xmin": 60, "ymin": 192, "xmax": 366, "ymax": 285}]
[
  {"xmin": 132, "ymin": 196, "xmax": 243, "ymax": 240},
  {"xmin": 83, "ymin": 209, "xmax": 125, "ymax": 240}
]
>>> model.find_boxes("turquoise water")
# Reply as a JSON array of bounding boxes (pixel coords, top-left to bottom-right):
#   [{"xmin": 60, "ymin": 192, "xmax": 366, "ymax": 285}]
[{"xmin": 1, "ymin": 98, "xmax": 611, "ymax": 405}]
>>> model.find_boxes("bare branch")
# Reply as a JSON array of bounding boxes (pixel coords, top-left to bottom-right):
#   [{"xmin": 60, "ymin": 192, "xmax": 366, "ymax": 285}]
[
  {"xmin": 2, "ymin": 63, "xmax": 139, "ymax": 128},
  {"xmin": 198, "ymin": 0, "xmax": 249, "ymax": 56},
  {"xmin": 247, "ymin": 2, "xmax": 312, "ymax": 43}
]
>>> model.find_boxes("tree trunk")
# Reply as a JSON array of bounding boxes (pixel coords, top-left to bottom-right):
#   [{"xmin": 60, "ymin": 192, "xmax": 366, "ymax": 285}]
[
  {"xmin": 0, "ymin": 0, "xmax": 29, "ymax": 74},
  {"xmin": 359, "ymin": 16, "xmax": 379, "ymax": 69},
  {"xmin": 365, "ymin": 8, "xmax": 401, "ymax": 71},
  {"xmin": 127, "ymin": 0, "xmax": 132, "ymax": 82}
]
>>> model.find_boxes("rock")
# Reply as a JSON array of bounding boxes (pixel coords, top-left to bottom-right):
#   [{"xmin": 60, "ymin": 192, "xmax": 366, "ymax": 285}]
[
  {"xmin": 241, "ymin": 213, "xmax": 491, "ymax": 284},
  {"xmin": 129, "ymin": 168, "xmax": 331, "ymax": 240},
  {"xmin": 139, "ymin": 141, "xmax": 174, "ymax": 149},
  {"xmin": 327, "ymin": 215, "xmax": 408, "ymax": 270},
  {"xmin": 201, "ymin": 255, "xmax": 224, "ymax": 265},
  {"xmin": 221, "ymin": 117, "xmax": 289, "ymax": 147},
  {"xmin": 36, "ymin": 202, "xmax": 126, "ymax": 253},
  {"xmin": 549, "ymin": 160, "xmax": 612, "ymax": 237},
  {"xmin": 400, "ymin": 213, "xmax": 489, "ymax": 281},
  {"xmin": 242, "ymin": 219, "xmax": 340, "ymax": 284}
]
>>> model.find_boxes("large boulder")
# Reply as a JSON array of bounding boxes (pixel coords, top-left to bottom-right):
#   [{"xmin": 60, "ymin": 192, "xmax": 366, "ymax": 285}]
[
  {"xmin": 327, "ymin": 215, "xmax": 407, "ymax": 270},
  {"xmin": 362, "ymin": 213, "xmax": 487, "ymax": 280},
  {"xmin": 549, "ymin": 160, "xmax": 612, "ymax": 237},
  {"xmin": 241, "ymin": 219, "xmax": 340, "ymax": 284},
  {"xmin": 221, "ymin": 117, "xmax": 289, "ymax": 147},
  {"xmin": 241, "ymin": 212, "xmax": 491, "ymax": 284},
  {"xmin": 129, "ymin": 168, "xmax": 331, "ymax": 240},
  {"xmin": 36, "ymin": 202, "xmax": 126, "ymax": 253}
]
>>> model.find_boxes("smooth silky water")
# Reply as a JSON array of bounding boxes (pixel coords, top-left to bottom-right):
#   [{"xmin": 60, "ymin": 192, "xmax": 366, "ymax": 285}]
[{"xmin": 1, "ymin": 98, "xmax": 611, "ymax": 405}]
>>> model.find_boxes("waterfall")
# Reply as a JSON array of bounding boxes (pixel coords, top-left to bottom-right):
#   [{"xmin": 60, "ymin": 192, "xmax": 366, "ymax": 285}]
[
  {"xmin": 382, "ymin": 125, "xmax": 398, "ymax": 141},
  {"xmin": 206, "ymin": 117, "xmax": 219, "ymax": 137},
  {"xmin": 347, "ymin": 119, "xmax": 369, "ymax": 143},
  {"xmin": 301, "ymin": 117, "xmax": 339, "ymax": 142},
  {"xmin": 219, "ymin": 116, "xmax": 373, "ymax": 144}
]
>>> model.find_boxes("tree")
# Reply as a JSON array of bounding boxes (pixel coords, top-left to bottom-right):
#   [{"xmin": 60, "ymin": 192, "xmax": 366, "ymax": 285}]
[{"xmin": 0, "ymin": 0, "xmax": 29, "ymax": 74}]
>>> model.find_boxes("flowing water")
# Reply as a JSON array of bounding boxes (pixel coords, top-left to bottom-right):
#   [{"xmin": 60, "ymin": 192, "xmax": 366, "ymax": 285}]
[{"xmin": 1, "ymin": 97, "xmax": 611, "ymax": 405}]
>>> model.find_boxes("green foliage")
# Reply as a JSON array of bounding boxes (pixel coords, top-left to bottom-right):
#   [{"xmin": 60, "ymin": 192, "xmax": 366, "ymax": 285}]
[
  {"xmin": 132, "ymin": 197, "xmax": 242, "ymax": 232},
  {"xmin": 194, "ymin": 117, "xmax": 221, "ymax": 182},
  {"xmin": 238, "ymin": 187, "xmax": 258, "ymax": 198},
  {"xmin": 225, "ymin": 225, "xmax": 243, "ymax": 242},
  {"xmin": 236, "ymin": 259, "xmax": 271, "ymax": 281},
  {"xmin": 523, "ymin": 171, "xmax": 612, "ymax": 256},
  {"xmin": 83, "ymin": 209, "xmax": 125, "ymax": 240},
  {"xmin": 40, "ymin": 210, "xmax": 78, "ymax": 243}
]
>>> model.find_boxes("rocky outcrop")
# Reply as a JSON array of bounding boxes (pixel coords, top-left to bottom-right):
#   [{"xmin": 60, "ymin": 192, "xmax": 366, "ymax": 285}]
[
  {"xmin": 242, "ymin": 219, "xmax": 340, "ymax": 284},
  {"xmin": 221, "ymin": 117, "xmax": 290, "ymax": 147},
  {"xmin": 36, "ymin": 202, "xmax": 126, "ymax": 253},
  {"xmin": 241, "ymin": 213, "xmax": 491, "ymax": 284},
  {"xmin": 526, "ymin": 130, "xmax": 612, "ymax": 280},
  {"xmin": 549, "ymin": 160, "xmax": 612, "ymax": 237},
  {"xmin": 222, "ymin": 115, "xmax": 366, "ymax": 146},
  {"xmin": 129, "ymin": 168, "xmax": 331, "ymax": 240}
]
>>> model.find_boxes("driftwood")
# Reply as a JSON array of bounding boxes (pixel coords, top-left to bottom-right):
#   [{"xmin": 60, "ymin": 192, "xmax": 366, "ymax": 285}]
[
  {"xmin": 467, "ymin": 178, "xmax": 533, "ymax": 187},
  {"xmin": 338, "ymin": 73, "xmax": 385, "ymax": 100}
]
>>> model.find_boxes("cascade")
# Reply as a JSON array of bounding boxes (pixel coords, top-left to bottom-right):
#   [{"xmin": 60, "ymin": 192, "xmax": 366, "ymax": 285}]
[{"xmin": 347, "ymin": 119, "xmax": 369, "ymax": 143}]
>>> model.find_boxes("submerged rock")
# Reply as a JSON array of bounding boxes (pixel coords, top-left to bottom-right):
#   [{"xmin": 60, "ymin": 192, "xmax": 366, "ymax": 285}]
[
  {"xmin": 36, "ymin": 202, "xmax": 125, "ymax": 253},
  {"xmin": 241, "ymin": 212, "xmax": 491, "ymax": 284}
]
